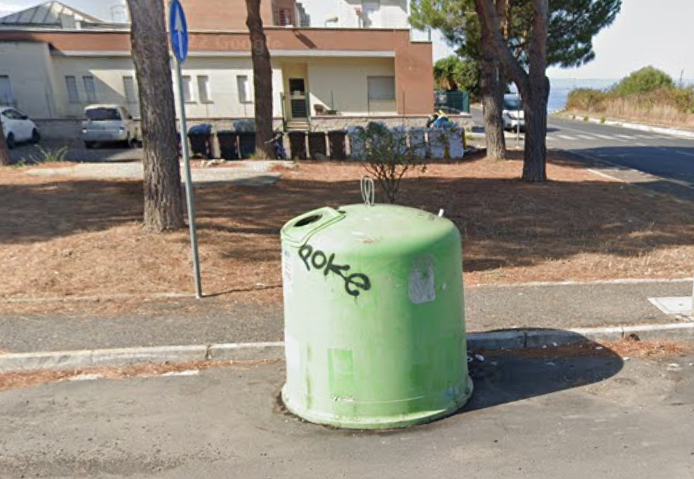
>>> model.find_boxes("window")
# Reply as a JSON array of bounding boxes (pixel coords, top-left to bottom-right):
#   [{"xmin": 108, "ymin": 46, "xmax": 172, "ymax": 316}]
[
  {"xmin": 0, "ymin": 76, "xmax": 13, "ymax": 105},
  {"xmin": 237, "ymin": 75, "xmax": 251, "ymax": 103},
  {"xmin": 2, "ymin": 109, "xmax": 24, "ymax": 120},
  {"xmin": 182, "ymin": 75, "xmax": 194, "ymax": 102},
  {"xmin": 83, "ymin": 76, "xmax": 97, "ymax": 103},
  {"xmin": 367, "ymin": 76, "xmax": 395, "ymax": 101},
  {"xmin": 85, "ymin": 107, "xmax": 121, "ymax": 121},
  {"xmin": 274, "ymin": 7, "xmax": 293, "ymax": 26},
  {"xmin": 197, "ymin": 75, "xmax": 211, "ymax": 103},
  {"xmin": 65, "ymin": 75, "xmax": 79, "ymax": 103},
  {"xmin": 123, "ymin": 76, "xmax": 137, "ymax": 103}
]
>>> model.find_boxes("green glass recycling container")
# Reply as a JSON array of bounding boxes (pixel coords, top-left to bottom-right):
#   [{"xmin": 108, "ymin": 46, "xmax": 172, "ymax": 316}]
[{"xmin": 281, "ymin": 204, "xmax": 472, "ymax": 429}]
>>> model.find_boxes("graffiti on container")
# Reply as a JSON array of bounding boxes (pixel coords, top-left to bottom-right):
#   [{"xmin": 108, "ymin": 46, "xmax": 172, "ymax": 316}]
[{"xmin": 298, "ymin": 245, "xmax": 371, "ymax": 297}]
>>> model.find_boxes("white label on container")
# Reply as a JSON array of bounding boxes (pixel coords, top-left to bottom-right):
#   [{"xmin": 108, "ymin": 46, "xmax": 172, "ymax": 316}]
[
  {"xmin": 408, "ymin": 255, "xmax": 436, "ymax": 304},
  {"xmin": 282, "ymin": 246, "xmax": 293, "ymax": 294}
]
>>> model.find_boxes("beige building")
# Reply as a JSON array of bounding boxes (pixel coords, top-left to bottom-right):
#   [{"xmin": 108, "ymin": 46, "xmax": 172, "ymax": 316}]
[{"xmin": 0, "ymin": 0, "xmax": 435, "ymax": 131}]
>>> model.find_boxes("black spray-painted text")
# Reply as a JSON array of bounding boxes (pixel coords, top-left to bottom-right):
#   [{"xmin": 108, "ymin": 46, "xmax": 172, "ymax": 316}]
[{"xmin": 298, "ymin": 245, "xmax": 371, "ymax": 297}]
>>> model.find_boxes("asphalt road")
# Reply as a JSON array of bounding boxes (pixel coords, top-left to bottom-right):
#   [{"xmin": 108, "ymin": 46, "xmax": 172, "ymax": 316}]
[
  {"xmin": 471, "ymin": 108, "xmax": 694, "ymax": 200},
  {"xmin": 1, "ymin": 348, "xmax": 693, "ymax": 478},
  {"xmin": 9, "ymin": 141, "xmax": 142, "ymax": 164}
]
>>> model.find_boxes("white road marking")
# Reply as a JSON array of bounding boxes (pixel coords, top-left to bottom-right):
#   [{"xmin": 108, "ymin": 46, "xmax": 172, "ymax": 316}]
[
  {"xmin": 557, "ymin": 135, "xmax": 577, "ymax": 141},
  {"xmin": 615, "ymin": 134, "xmax": 639, "ymax": 140},
  {"xmin": 576, "ymin": 135, "xmax": 598, "ymax": 140},
  {"xmin": 592, "ymin": 134, "xmax": 621, "ymax": 140}
]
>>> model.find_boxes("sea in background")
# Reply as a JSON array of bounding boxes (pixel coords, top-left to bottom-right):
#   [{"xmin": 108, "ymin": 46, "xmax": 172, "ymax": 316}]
[{"xmin": 547, "ymin": 78, "xmax": 616, "ymax": 112}]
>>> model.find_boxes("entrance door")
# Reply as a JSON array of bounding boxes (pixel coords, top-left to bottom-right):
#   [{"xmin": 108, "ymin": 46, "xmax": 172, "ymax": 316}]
[{"xmin": 289, "ymin": 78, "xmax": 308, "ymax": 119}]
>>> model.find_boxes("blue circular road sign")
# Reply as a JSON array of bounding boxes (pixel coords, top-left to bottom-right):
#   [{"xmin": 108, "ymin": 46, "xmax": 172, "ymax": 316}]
[{"xmin": 169, "ymin": 0, "xmax": 189, "ymax": 63}]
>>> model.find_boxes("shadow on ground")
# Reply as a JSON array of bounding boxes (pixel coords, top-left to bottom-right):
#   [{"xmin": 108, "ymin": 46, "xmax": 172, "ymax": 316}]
[
  {"xmin": 561, "ymin": 145, "xmax": 694, "ymax": 202},
  {"xmin": 2, "ymin": 154, "xmax": 694, "ymax": 278},
  {"xmin": 276, "ymin": 331, "xmax": 623, "ymax": 434},
  {"xmin": 462, "ymin": 331, "xmax": 623, "ymax": 413}
]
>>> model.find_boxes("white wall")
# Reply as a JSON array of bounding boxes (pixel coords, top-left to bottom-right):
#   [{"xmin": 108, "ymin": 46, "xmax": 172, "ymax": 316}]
[
  {"xmin": 3, "ymin": 48, "xmax": 395, "ymax": 122},
  {"xmin": 52, "ymin": 56, "xmax": 137, "ymax": 118},
  {"xmin": 51, "ymin": 56, "xmax": 285, "ymax": 119},
  {"xmin": 307, "ymin": 57, "xmax": 396, "ymax": 115},
  {"xmin": 173, "ymin": 58, "xmax": 284, "ymax": 119},
  {"xmin": 0, "ymin": 42, "xmax": 59, "ymax": 118},
  {"xmin": 299, "ymin": 0, "xmax": 409, "ymax": 29}
]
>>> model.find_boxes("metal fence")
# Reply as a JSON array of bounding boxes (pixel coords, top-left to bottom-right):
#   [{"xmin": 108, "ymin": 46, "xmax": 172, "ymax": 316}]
[{"xmin": 434, "ymin": 90, "xmax": 470, "ymax": 114}]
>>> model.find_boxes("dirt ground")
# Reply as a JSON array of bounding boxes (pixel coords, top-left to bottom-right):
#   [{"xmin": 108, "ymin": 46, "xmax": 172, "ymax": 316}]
[{"xmin": 2, "ymin": 151, "xmax": 694, "ymax": 314}]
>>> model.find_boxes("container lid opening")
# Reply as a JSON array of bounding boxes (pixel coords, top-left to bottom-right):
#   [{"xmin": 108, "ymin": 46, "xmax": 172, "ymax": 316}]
[{"xmin": 294, "ymin": 214, "xmax": 323, "ymax": 228}]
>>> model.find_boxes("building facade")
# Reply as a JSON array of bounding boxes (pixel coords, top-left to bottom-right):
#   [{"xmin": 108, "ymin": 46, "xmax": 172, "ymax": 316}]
[{"xmin": 0, "ymin": 0, "xmax": 434, "ymax": 131}]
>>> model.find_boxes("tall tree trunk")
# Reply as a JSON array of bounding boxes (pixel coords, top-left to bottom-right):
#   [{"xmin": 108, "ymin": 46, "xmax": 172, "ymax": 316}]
[
  {"xmin": 127, "ymin": 0, "xmax": 184, "ymax": 231},
  {"xmin": 520, "ymin": 0, "xmax": 549, "ymax": 182},
  {"xmin": 474, "ymin": 0, "xmax": 549, "ymax": 182},
  {"xmin": 480, "ymin": 48, "xmax": 507, "ymax": 160},
  {"xmin": 246, "ymin": 0, "xmax": 274, "ymax": 158},
  {"xmin": 477, "ymin": 2, "xmax": 507, "ymax": 161},
  {"xmin": 520, "ymin": 76, "xmax": 549, "ymax": 182},
  {"xmin": 0, "ymin": 120, "xmax": 10, "ymax": 166}
]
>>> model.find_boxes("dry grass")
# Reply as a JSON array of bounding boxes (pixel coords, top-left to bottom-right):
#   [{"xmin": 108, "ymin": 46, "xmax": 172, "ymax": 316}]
[
  {"xmin": 604, "ymin": 336, "xmax": 693, "ymax": 359},
  {"xmin": 2, "ymin": 152, "xmax": 694, "ymax": 314},
  {"xmin": 487, "ymin": 338, "xmax": 693, "ymax": 360},
  {"xmin": 566, "ymin": 101, "xmax": 694, "ymax": 130},
  {"xmin": 0, "ymin": 359, "xmax": 280, "ymax": 392}
]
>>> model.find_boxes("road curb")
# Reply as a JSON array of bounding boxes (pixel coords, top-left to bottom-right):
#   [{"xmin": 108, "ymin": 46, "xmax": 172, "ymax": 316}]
[{"xmin": 1, "ymin": 324, "xmax": 693, "ymax": 374}]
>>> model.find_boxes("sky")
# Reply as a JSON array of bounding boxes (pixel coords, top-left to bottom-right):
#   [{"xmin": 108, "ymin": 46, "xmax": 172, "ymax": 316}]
[{"xmin": 0, "ymin": 0, "xmax": 692, "ymax": 81}]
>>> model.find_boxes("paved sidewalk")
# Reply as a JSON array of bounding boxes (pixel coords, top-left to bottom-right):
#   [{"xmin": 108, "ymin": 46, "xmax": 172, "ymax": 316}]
[
  {"xmin": 25, "ymin": 160, "xmax": 290, "ymax": 186},
  {"xmin": 0, "ymin": 279, "xmax": 691, "ymax": 354}
]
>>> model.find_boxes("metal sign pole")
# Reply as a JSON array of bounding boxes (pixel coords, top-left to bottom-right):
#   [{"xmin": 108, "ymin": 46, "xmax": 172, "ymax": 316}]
[
  {"xmin": 175, "ymin": 59, "xmax": 202, "ymax": 299},
  {"xmin": 169, "ymin": 0, "xmax": 201, "ymax": 299}
]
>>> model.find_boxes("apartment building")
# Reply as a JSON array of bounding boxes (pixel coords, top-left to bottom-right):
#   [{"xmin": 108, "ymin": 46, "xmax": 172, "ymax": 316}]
[{"xmin": 0, "ymin": 0, "xmax": 434, "ymax": 131}]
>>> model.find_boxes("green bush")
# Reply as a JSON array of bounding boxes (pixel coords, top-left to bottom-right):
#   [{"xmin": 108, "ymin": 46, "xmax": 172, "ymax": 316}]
[
  {"xmin": 434, "ymin": 55, "xmax": 481, "ymax": 101},
  {"xmin": 625, "ymin": 87, "xmax": 694, "ymax": 114},
  {"xmin": 600, "ymin": 116, "xmax": 606, "ymax": 124},
  {"xmin": 612, "ymin": 66, "xmax": 674, "ymax": 96},
  {"xmin": 566, "ymin": 70, "xmax": 694, "ymax": 116},
  {"xmin": 28, "ymin": 145, "xmax": 68, "ymax": 164},
  {"xmin": 566, "ymin": 88, "xmax": 608, "ymax": 113},
  {"xmin": 357, "ymin": 122, "xmax": 423, "ymax": 204}
]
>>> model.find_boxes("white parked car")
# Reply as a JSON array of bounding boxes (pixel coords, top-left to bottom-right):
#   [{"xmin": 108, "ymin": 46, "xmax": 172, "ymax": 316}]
[
  {"xmin": 503, "ymin": 94, "xmax": 525, "ymax": 132},
  {"xmin": 82, "ymin": 104, "xmax": 139, "ymax": 149},
  {"xmin": 1, "ymin": 106, "xmax": 40, "ymax": 148}
]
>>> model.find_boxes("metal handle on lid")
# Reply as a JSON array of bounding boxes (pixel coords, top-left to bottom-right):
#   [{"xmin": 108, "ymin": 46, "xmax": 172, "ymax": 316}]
[{"xmin": 361, "ymin": 176, "xmax": 375, "ymax": 207}]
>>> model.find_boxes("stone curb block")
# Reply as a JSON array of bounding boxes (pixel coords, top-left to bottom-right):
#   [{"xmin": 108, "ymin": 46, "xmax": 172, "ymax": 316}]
[
  {"xmin": 0, "ymin": 345, "xmax": 209, "ymax": 374},
  {"xmin": 2, "ymin": 324, "xmax": 693, "ymax": 374}
]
